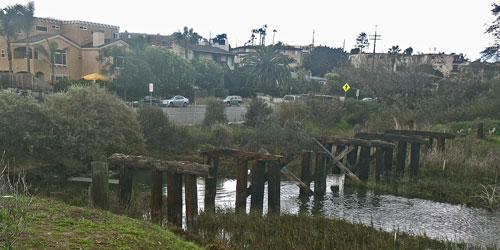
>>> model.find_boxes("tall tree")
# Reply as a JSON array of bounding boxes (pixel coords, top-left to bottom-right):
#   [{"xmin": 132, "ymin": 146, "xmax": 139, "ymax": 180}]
[
  {"xmin": 211, "ymin": 33, "xmax": 227, "ymax": 45},
  {"xmin": 403, "ymin": 47, "xmax": 413, "ymax": 55},
  {"xmin": 482, "ymin": 4, "xmax": 500, "ymax": 61},
  {"xmin": 355, "ymin": 32, "xmax": 369, "ymax": 53},
  {"xmin": 243, "ymin": 45, "xmax": 292, "ymax": 95},
  {"xmin": 19, "ymin": 2, "xmax": 35, "ymax": 74},
  {"xmin": 388, "ymin": 45, "xmax": 401, "ymax": 54},
  {"xmin": 173, "ymin": 26, "xmax": 201, "ymax": 59},
  {"xmin": 0, "ymin": 5, "xmax": 22, "ymax": 74},
  {"xmin": 192, "ymin": 58, "xmax": 224, "ymax": 90},
  {"xmin": 302, "ymin": 46, "xmax": 348, "ymax": 76}
]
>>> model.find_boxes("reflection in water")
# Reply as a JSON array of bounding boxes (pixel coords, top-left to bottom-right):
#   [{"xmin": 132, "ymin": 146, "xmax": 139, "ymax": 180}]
[{"xmin": 63, "ymin": 170, "xmax": 500, "ymax": 247}]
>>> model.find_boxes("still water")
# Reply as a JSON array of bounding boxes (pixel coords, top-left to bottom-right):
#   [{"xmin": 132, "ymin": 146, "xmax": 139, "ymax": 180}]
[{"xmin": 127, "ymin": 171, "xmax": 500, "ymax": 247}]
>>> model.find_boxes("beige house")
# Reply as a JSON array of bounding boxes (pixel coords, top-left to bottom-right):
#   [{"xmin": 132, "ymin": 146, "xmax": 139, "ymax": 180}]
[
  {"xmin": 172, "ymin": 42, "xmax": 235, "ymax": 70},
  {"xmin": 0, "ymin": 17, "xmax": 127, "ymax": 82}
]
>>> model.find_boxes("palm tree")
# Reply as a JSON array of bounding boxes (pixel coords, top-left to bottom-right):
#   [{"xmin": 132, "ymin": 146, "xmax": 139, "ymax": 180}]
[
  {"xmin": 19, "ymin": 2, "xmax": 35, "ymax": 74},
  {"xmin": 36, "ymin": 39, "xmax": 63, "ymax": 84},
  {"xmin": 243, "ymin": 45, "xmax": 292, "ymax": 95},
  {"xmin": 173, "ymin": 26, "xmax": 201, "ymax": 59},
  {"xmin": 0, "ymin": 5, "xmax": 22, "ymax": 74}
]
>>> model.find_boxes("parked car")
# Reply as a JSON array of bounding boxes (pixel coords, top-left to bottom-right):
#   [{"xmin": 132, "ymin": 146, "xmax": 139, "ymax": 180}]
[
  {"xmin": 223, "ymin": 95, "xmax": 242, "ymax": 106},
  {"xmin": 361, "ymin": 97, "xmax": 373, "ymax": 102},
  {"xmin": 162, "ymin": 95, "xmax": 189, "ymax": 107},
  {"xmin": 132, "ymin": 96, "xmax": 161, "ymax": 107},
  {"xmin": 283, "ymin": 95, "xmax": 299, "ymax": 102}
]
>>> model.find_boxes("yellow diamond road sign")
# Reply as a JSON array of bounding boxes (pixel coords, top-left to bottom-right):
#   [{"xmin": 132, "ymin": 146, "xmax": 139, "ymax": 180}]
[{"xmin": 343, "ymin": 83, "xmax": 350, "ymax": 92}]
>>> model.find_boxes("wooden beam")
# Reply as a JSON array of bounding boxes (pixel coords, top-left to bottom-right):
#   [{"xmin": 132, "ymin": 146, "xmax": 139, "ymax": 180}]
[
  {"xmin": 167, "ymin": 172, "xmax": 182, "ymax": 228},
  {"xmin": 384, "ymin": 148, "xmax": 394, "ymax": 183},
  {"xmin": 300, "ymin": 150, "xmax": 312, "ymax": 195},
  {"xmin": 108, "ymin": 154, "xmax": 210, "ymax": 176},
  {"xmin": 267, "ymin": 161, "xmax": 281, "ymax": 214},
  {"xmin": 90, "ymin": 162, "xmax": 109, "ymax": 210},
  {"xmin": 385, "ymin": 130, "xmax": 456, "ymax": 139},
  {"xmin": 358, "ymin": 146, "xmax": 371, "ymax": 181},
  {"xmin": 375, "ymin": 148, "xmax": 384, "ymax": 182},
  {"xmin": 250, "ymin": 161, "xmax": 266, "ymax": 215},
  {"xmin": 355, "ymin": 133, "xmax": 428, "ymax": 144},
  {"xmin": 204, "ymin": 156, "xmax": 218, "ymax": 213},
  {"xmin": 118, "ymin": 164, "xmax": 133, "ymax": 210},
  {"xmin": 396, "ymin": 142, "xmax": 407, "ymax": 175},
  {"xmin": 313, "ymin": 138, "xmax": 361, "ymax": 182},
  {"xmin": 315, "ymin": 137, "xmax": 396, "ymax": 149},
  {"xmin": 314, "ymin": 152, "xmax": 327, "ymax": 193},
  {"xmin": 282, "ymin": 167, "xmax": 313, "ymax": 195},
  {"xmin": 185, "ymin": 174, "xmax": 198, "ymax": 230},
  {"xmin": 409, "ymin": 143, "xmax": 421, "ymax": 178},
  {"xmin": 200, "ymin": 148, "xmax": 287, "ymax": 162},
  {"xmin": 150, "ymin": 170, "xmax": 163, "ymax": 223}
]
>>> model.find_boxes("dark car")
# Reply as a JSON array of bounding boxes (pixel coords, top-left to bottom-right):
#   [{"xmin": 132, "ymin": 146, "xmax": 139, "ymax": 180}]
[{"xmin": 132, "ymin": 96, "xmax": 161, "ymax": 107}]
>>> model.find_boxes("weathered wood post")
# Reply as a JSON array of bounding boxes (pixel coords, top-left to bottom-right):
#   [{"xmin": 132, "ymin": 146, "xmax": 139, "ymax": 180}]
[
  {"xmin": 346, "ymin": 146, "xmax": 358, "ymax": 171},
  {"xmin": 90, "ymin": 162, "xmax": 109, "ymax": 210},
  {"xmin": 396, "ymin": 141, "xmax": 407, "ymax": 176},
  {"xmin": 358, "ymin": 147, "xmax": 371, "ymax": 181},
  {"xmin": 436, "ymin": 138, "xmax": 445, "ymax": 152},
  {"xmin": 384, "ymin": 148, "xmax": 394, "ymax": 183},
  {"xmin": 333, "ymin": 145, "xmax": 345, "ymax": 174},
  {"xmin": 428, "ymin": 137, "xmax": 434, "ymax": 150},
  {"xmin": 267, "ymin": 161, "xmax": 281, "ymax": 215},
  {"xmin": 478, "ymin": 122, "xmax": 484, "ymax": 139},
  {"xmin": 314, "ymin": 152, "xmax": 327, "ymax": 193},
  {"xmin": 300, "ymin": 151, "xmax": 312, "ymax": 195},
  {"xmin": 118, "ymin": 164, "xmax": 133, "ymax": 210},
  {"xmin": 250, "ymin": 160, "xmax": 266, "ymax": 214},
  {"xmin": 375, "ymin": 148, "xmax": 384, "ymax": 182},
  {"xmin": 150, "ymin": 170, "xmax": 163, "ymax": 223},
  {"xmin": 204, "ymin": 155, "xmax": 218, "ymax": 213},
  {"xmin": 185, "ymin": 174, "xmax": 198, "ymax": 230},
  {"xmin": 409, "ymin": 143, "xmax": 421, "ymax": 178},
  {"xmin": 166, "ymin": 172, "xmax": 183, "ymax": 228},
  {"xmin": 235, "ymin": 159, "xmax": 249, "ymax": 213}
]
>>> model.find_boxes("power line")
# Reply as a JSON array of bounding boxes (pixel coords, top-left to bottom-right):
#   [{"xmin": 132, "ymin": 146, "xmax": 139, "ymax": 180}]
[{"xmin": 369, "ymin": 25, "xmax": 381, "ymax": 72}]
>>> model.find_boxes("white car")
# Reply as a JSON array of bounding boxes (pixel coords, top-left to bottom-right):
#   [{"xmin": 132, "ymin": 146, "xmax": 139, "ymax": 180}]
[
  {"xmin": 162, "ymin": 95, "xmax": 189, "ymax": 107},
  {"xmin": 223, "ymin": 96, "xmax": 242, "ymax": 106}
]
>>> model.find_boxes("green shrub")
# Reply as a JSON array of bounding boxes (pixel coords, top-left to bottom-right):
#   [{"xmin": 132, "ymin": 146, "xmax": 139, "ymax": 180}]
[
  {"xmin": 0, "ymin": 91, "xmax": 51, "ymax": 156},
  {"xmin": 276, "ymin": 102, "xmax": 309, "ymax": 127},
  {"xmin": 44, "ymin": 85, "xmax": 144, "ymax": 163},
  {"xmin": 203, "ymin": 98, "xmax": 227, "ymax": 127},
  {"xmin": 245, "ymin": 98, "xmax": 273, "ymax": 127},
  {"xmin": 210, "ymin": 123, "xmax": 233, "ymax": 148},
  {"xmin": 137, "ymin": 106, "xmax": 173, "ymax": 151}
]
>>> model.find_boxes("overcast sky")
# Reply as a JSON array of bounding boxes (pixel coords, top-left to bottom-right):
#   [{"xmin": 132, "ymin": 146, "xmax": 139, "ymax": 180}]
[{"xmin": 3, "ymin": 0, "xmax": 496, "ymax": 60}]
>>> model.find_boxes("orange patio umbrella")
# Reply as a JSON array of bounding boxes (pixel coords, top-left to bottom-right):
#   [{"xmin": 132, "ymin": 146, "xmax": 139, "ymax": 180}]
[{"xmin": 82, "ymin": 73, "xmax": 110, "ymax": 81}]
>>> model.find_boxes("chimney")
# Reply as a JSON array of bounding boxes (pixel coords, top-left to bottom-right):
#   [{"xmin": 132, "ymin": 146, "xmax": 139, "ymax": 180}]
[{"xmin": 93, "ymin": 31, "xmax": 105, "ymax": 47}]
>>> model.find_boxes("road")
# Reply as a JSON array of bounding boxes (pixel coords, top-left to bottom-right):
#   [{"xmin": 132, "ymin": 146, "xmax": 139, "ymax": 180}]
[{"xmin": 161, "ymin": 104, "xmax": 247, "ymax": 125}]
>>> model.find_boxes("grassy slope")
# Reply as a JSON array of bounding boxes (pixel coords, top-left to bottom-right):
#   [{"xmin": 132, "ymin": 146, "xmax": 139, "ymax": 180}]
[{"xmin": 17, "ymin": 198, "xmax": 202, "ymax": 250}]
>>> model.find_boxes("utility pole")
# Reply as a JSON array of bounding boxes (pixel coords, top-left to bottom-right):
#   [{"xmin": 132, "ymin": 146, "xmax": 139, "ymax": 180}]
[
  {"xmin": 312, "ymin": 29, "xmax": 315, "ymax": 47},
  {"xmin": 369, "ymin": 25, "xmax": 381, "ymax": 72}
]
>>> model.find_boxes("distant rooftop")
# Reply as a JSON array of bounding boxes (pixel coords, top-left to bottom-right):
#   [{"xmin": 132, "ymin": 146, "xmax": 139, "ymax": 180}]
[
  {"xmin": 36, "ymin": 17, "xmax": 119, "ymax": 30},
  {"xmin": 189, "ymin": 44, "xmax": 234, "ymax": 56}
]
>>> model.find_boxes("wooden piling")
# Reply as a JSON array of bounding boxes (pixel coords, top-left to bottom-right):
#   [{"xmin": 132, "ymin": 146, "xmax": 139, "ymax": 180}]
[
  {"xmin": 396, "ymin": 141, "xmax": 407, "ymax": 175},
  {"xmin": 235, "ymin": 160, "xmax": 249, "ymax": 213},
  {"xmin": 358, "ymin": 147, "xmax": 371, "ymax": 181},
  {"xmin": 267, "ymin": 161, "xmax": 281, "ymax": 214},
  {"xmin": 118, "ymin": 164, "xmax": 133, "ymax": 210},
  {"xmin": 478, "ymin": 122, "xmax": 484, "ymax": 139},
  {"xmin": 384, "ymin": 148, "xmax": 394, "ymax": 182},
  {"xmin": 300, "ymin": 151, "xmax": 312, "ymax": 195},
  {"xmin": 346, "ymin": 146, "xmax": 358, "ymax": 171},
  {"xmin": 314, "ymin": 152, "xmax": 327, "ymax": 193},
  {"xmin": 428, "ymin": 137, "xmax": 434, "ymax": 150},
  {"xmin": 375, "ymin": 148, "xmax": 384, "ymax": 182},
  {"xmin": 90, "ymin": 162, "xmax": 109, "ymax": 210},
  {"xmin": 333, "ymin": 145, "xmax": 345, "ymax": 174},
  {"xmin": 250, "ymin": 160, "xmax": 266, "ymax": 214},
  {"xmin": 167, "ymin": 172, "xmax": 183, "ymax": 227},
  {"xmin": 150, "ymin": 170, "xmax": 163, "ymax": 223},
  {"xmin": 409, "ymin": 143, "xmax": 421, "ymax": 178},
  {"xmin": 204, "ymin": 156, "xmax": 218, "ymax": 213},
  {"xmin": 185, "ymin": 174, "xmax": 198, "ymax": 229},
  {"xmin": 436, "ymin": 138, "xmax": 445, "ymax": 152}
]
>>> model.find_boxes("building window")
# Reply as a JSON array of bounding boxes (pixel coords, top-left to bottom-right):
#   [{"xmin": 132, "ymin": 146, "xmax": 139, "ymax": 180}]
[
  {"xmin": 52, "ymin": 25, "xmax": 60, "ymax": 30},
  {"xmin": 79, "ymin": 26, "xmax": 87, "ymax": 30},
  {"xmin": 113, "ymin": 56, "xmax": 124, "ymax": 68},
  {"xmin": 113, "ymin": 32, "xmax": 119, "ymax": 39},
  {"xmin": 35, "ymin": 26, "xmax": 48, "ymax": 32},
  {"xmin": 294, "ymin": 50, "xmax": 298, "ymax": 55},
  {"xmin": 52, "ymin": 50, "xmax": 67, "ymax": 65},
  {"xmin": 52, "ymin": 75, "xmax": 69, "ymax": 81},
  {"xmin": 1, "ymin": 49, "xmax": 4, "ymax": 58}
]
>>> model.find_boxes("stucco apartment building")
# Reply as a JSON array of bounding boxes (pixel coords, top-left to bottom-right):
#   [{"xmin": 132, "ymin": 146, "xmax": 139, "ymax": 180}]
[
  {"xmin": 348, "ymin": 53, "xmax": 469, "ymax": 77},
  {"xmin": 0, "ymin": 17, "xmax": 127, "ymax": 82}
]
